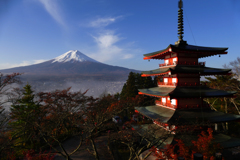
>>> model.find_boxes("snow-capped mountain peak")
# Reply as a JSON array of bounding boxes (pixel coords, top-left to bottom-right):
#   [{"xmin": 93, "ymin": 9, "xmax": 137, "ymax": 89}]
[{"xmin": 52, "ymin": 50, "xmax": 98, "ymax": 63}]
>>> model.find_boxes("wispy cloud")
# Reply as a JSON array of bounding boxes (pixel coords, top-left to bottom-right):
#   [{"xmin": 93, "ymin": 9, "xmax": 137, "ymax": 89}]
[
  {"xmin": 89, "ymin": 30, "xmax": 133, "ymax": 62},
  {"xmin": 33, "ymin": 59, "xmax": 47, "ymax": 64},
  {"xmin": 38, "ymin": 0, "xmax": 65, "ymax": 26},
  {"xmin": 80, "ymin": 15, "xmax": 135, "ymax": 63},
  {"xmin": 89, "ymin": 16, "xmax": 122, "ymax": 28},
  {"xmin": 0, "ymin": 59, "xmax": 47, "ymax": 70},
  {"xmin": 93, "ymin": 31, "xmax": 120, "ymax": 48}
]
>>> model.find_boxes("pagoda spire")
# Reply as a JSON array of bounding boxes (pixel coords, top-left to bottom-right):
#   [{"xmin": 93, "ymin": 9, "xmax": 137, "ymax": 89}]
[{"xmin": 175, "ymin": 0, "xmax": 187, "ymax": 46}]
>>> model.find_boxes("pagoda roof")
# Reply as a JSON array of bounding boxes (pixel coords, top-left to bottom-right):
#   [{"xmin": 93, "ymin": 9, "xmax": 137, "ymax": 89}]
[
  {"xmin": 138, "ymin": 86, "xmax": 236, "ymax": 98},
  {"xmin": 133, "ymin": 124, "xmax": 240, "ymax": 149},
  {"xmin": 132, "ymin": 124, "xmax": 172, "ymax": 140},
  {"xmin": 135, "ymin": 106, "xmax": 240, "ymax": 124},
  {"xmin": 135, "ymin": 106, "xmax": 174, "ymax": 123},
  {"xmin": 131, "ymin": 124, "xmax": 174, "ymax": 148},
  {"xmin": 141, "ymin": 65, "xmax": 231, "ymax": 77},
  {"xmin": 144, "ymin": 44, "xmax": 228, "ymax": 60},
  {"xmin": 132, "ymin": 124, "xmax": 240, "ymax": 149},
  {"xmin": 213, "ymin": 134, "xmax": 240, "ymax": 149}
]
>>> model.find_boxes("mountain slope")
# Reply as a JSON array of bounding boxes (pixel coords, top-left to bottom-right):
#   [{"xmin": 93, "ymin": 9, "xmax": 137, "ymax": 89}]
[{"xmin": 0, "ymin": 50, "xmax": 138, "ymax": 80}]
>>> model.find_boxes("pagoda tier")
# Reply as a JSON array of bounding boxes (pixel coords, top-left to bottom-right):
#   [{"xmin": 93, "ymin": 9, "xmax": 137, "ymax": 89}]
[
  {"xmin": 134, "ymin": 0, "xmax": 240, "ymax": 153},
  {"xmin": 143, "ymin": 44, "xmax": 228, "ymax": 60},
  {"xmin": 141, "ymin": 65, "xmax": 231, "ymax": 77},
  {"xmin": 138, "ymin": 86, "xmax": 236, "ymax": 99},
  {"xmin": 132, "ymin": 124, "xmax": 240, "ymax": 149},
  {"xmin": 135, "ymin": 106, "xmax": 240, "ymax": 125}
]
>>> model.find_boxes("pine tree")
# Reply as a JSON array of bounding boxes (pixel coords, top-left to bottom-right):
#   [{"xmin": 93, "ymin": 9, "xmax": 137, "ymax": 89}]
[
  {"xmin": 120, "ymin": 72, "xmax": 156, "ymax": 105},
  {"xmin": 143, "ymin": 76, "xmax": 155, "ymax": 88},
  {"xmin": 120, "ymin": 72, "xmax": 138, "ymax": 99},
  {"xmin": 10, "ymin": 84, "xmax": 42, "ymax": 150}
]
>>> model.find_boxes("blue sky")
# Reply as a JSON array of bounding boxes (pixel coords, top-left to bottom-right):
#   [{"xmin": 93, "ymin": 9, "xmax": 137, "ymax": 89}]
[{"xmin": 0, "ymin": 0, "xmax": 240, "ymax": 71}]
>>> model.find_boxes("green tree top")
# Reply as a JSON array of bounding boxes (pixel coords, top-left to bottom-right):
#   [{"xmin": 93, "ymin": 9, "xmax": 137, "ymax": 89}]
[
  {"xmin": 10, "ymin": 84, "xmax": 42, "ymax": 150},
  {"xmin": 120, "ymin": 72, "xmax": 156, "ymax": 100}
]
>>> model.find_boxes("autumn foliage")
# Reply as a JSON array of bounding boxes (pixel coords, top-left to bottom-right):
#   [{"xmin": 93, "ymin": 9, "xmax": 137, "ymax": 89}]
[
  {"xmin": 1, "ymin": 71, "xmax": 239, "ymax": 160},
  {"xmin": 151, "ymin": 128, "xmax": 221, "ymax": 160}
]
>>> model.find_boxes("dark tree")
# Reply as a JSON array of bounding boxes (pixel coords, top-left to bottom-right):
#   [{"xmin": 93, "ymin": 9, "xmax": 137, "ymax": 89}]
[
  {"xmin": 120, "ymin": 72, "xmax": 156, "ymax": 99},
  {"xmin": 10, "ymin": 84, "xmax": 42, "ymax": 150},
  {"xmin": 120, "ymin": 72, "xmax": 138, "ymax": 99}
]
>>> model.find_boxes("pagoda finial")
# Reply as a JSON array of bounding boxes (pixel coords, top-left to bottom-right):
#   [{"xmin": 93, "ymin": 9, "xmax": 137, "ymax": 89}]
[{"xmin": 175, "ymin": 0, "xmax": 187, "ymax": 46}]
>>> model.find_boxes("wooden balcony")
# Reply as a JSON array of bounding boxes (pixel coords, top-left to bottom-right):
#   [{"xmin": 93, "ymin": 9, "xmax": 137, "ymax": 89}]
[
  {"xmin": 156, "ymin": 100, "xmax": 210, "ymax": 109},
  {"xmin": 155, "ymin": 100, "xmax": 177, "ymax": 109},
  {"xmin": 159, "ymin": 61, "xmax": 205, "ymax": 68},
  {"xmin": 158, "ymin": 82, "xmax": 201, "ymax": 86},
  {"xmin": 159, "ymin": 61, "xmax": 177, "ymax": 67},
  {"xmin": 177, "ymin": 61, "xmax": 205, "ymax": 66},
  {"xmin": 177, "ymin": 104, "xmax": 210, "ymax": 109},
  {"xmin": 177, "ymin": 82, "xmax": 200, "ymax": 86},
  {"xmin": 158, "ymin": 82, "xmax": 177, "ymax": 86}
]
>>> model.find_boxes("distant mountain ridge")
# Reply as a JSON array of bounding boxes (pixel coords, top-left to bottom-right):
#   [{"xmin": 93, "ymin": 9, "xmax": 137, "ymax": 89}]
[{"xmin": 0, "ymin": 50, "xmax": 138, "ymax": 80}]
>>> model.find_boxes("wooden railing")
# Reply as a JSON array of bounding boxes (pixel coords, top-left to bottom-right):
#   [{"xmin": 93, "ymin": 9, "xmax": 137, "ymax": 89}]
[
  {"xmin": 155, "ymin": 100, "xmax": 177, "ymax": 109},
  {"xmin": 177, "ymin": 104, "xmax": 210, "ymax": 109},
  {"xmin": 159, "ymin": 61, "xmax": 177, "ymax": 67},
  {"xmin": 156, "ymin": 100, "xmax": 210, "ymax": 109},
  {"xmin": 177, "ymin": 61, "xmax": 205, "ymax": 66},
  {"xmin": 158, "ymin": 82, "xmax": 201, "ymax": 86},
  {"xmin": 158, "ymin": 82, "xmax": 177, "ymax": 86},
  {"xmin": 159, "ymin": 61, "xmax": 205, "ymax": 68},
  {"xmin": 177, "ymin": 82, "xmax": 200, "ymax": 86}
]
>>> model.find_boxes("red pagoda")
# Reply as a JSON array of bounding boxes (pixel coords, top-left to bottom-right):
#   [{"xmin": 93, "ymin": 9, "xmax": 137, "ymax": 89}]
[{"xmin": 134, "ymin": 0, "xmax": 240, "ymax": 150}]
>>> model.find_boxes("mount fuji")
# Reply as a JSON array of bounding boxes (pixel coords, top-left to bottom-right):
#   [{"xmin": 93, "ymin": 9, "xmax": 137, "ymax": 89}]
[
  {"xmin": 52, "ymin": 50, "xmax": 99, "ymax": 63},
  {"xmin": 0, "ymin": 50, "xmax": 138, "ymax": 80},
  {"xmin": 0, "ymin": 50, "xmax": 140, "ymax": 100}
]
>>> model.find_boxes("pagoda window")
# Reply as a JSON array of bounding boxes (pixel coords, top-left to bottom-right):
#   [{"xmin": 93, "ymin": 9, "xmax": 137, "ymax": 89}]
[
  {"xmin": 173, "ymin": 58, "xmax": 177, "ymax": 65},
  {"xmin": 164, "ymin": 78, "xmax": 168, "ymax": 84},
  {"xmin": 171, "ymin": 99, "xmax": 176, "ymax": 105},
  {"xmin": 162, "ymin": 98, "xmax": 166, "ymax": 103},
  {"xmin": 165, "ymin": 59, "xmax": 169, "ymax": 65},
  {"xmin": 172, "ymin": 78, "xmax": 177, "ymax": 84}
]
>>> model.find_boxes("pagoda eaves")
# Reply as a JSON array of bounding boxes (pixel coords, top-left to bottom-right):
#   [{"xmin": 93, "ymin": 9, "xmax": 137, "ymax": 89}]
[
  {"xmin": 143, "ymin": 44, "xmax": 228, "ymax": 60},
  {"xmin": 138, "ymin": 86, "xmax": 236, "ymax": 99},
  {"xmin": 141, "ymin": 65, "xmax": 231, "ymax": 77},
  {"xmin": 135, "ymin": 106, "xmax": 240, "ymax": 124}
]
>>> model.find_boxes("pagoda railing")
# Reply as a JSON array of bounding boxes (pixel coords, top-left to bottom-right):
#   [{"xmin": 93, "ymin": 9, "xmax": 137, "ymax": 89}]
[
  {"xmin": 158, "ymin": 82, "xmax": 201, "ymax": 86},
  {"xmin": 156, "ymin": 100, "xmax": 210, "ymax": 109},
  {"xmin": 155, "ymin": 100, "xmax": 177, "ymax": 109},
  {"xmin": 177, "ymin": 82, "xmax": 201, "ymax": 86},
  {"xmin": 177, "ymin": 61, "xmax": 205, "ymax": 66},
  {"xmin": 159, "ymin": 61, "xmax": 177, "ymax": 67},
  {"xmin": 158, "ymin": 82, "xmax": 177, "ymax": 86},
  {"xmin": 159, "ymin": 61, "xmax": 205, "ymax": 67},
  {"xmin": 177, "ymin": 104, "xmax": 210, "ymax": 109}
]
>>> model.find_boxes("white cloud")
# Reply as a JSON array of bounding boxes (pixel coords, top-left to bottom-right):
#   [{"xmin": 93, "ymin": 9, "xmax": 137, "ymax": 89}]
[
  {"xmin": 93, "ymin": 32, "xmax": 120, "ymax": 48},
  {"xmin": 122, "ymin": 54, "xmax": 133, "ymax": 59},
  {"xmin": 0, "ymin": 59, "xmax": 47, "ymax": 70},
  {"xmin": 89, "ymin": 31, "xmax": 133, "ymax": 62},
  {"xmin": 81, "ymin": 16, "xmax": 135, "ymax": 63},
  {"xmin": 89, "ymin": 16, "xmax": 122, "ymax": 28},
  {"xmin": 38, "ymin": 0, "xmax": 65, "ymax": 26},
  {"xmin": 33, "ymin": 59, "xmax": 47, "ymax": 64}
]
